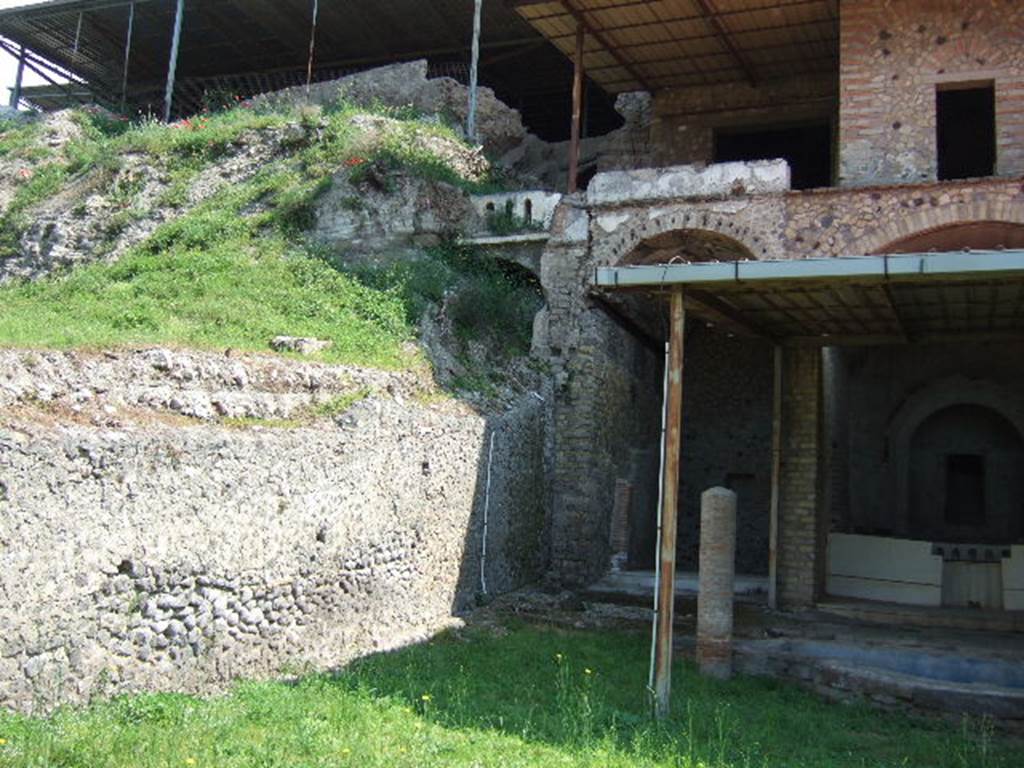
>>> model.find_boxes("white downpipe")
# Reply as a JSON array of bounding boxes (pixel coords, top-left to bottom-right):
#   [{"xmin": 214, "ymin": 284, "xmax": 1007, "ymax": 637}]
[
  {"xmin": 480, "ymin": 428, "xmax": 496, "ymax": 595},
  {"xmin": 648, "ymin": 342, "xmax": 671, "ymax": 692}
]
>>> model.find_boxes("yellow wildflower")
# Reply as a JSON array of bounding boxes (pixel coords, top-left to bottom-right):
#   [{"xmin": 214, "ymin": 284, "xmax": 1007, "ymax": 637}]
[
  {"xmin": 421, "ymin": 693, "xmax": 432, "ymax": 702},
  {"xmin": 584, "ymin": 668, "xmax": 593, "ymax": 676},
  {"xmin": 184, "ymin": 759, "xmax": 196, "ymax": 767},
  {"xmin": 0, "ymin": 738, "xmax": 7, "ymax": 746}
]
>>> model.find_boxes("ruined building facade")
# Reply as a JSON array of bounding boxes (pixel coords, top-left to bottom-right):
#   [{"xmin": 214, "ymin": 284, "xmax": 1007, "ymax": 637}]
[{"xmin": 528, "ymin": 0, "xmax": 1024, "ymax": 612}]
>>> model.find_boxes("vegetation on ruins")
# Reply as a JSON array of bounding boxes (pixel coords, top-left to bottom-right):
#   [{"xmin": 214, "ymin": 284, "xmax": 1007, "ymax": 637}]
[
  {"xmin": 0, "ymin": 101, "xmax": 539, "ymax": 383},
  {"xmin": 0, "ymin": 623, "xmax": 1016, "ymax": 768}
]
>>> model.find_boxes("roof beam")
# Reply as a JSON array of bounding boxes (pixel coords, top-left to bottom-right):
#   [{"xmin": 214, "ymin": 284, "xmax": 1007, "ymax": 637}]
[
  {"xmin": 558, "ymin": 0, "xmax": 652, "ymax": 92},
  {"xmin": 692, "ymin": 0, "xmax": 757, "ymax": 86},
  {"xmin": 686, "ymin": 289, "xmax": 774, "ymax": 340}
]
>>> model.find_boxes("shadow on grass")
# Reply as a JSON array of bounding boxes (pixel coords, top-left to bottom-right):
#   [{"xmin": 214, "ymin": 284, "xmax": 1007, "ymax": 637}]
[{"xmin": 320, "ymin": 621, "xmax": 1017, "ymax": 768}]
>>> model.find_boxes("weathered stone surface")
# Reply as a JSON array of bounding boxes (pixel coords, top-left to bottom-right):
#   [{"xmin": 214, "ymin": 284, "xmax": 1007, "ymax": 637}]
[
  {"xmin": 0, "ymin": 347, "xmax": 419, "ymax": 423},
  {"xmin": 587, "ymin": 160, "xmax": 791, "ymax": 207},
  {"xmin": 249, "ymin": 60, "xmax": 526, "ymax": 155},
  {"xmin": 696, "ymin": 487, "xmax": 737, "ymax": 680},
  {"xmin": 0, "ymin": 375, "xmax": 548, "ymax": 712},
  {"xmin": 269, "ymin": 336, "xmax": 333, "ymax": 356}
]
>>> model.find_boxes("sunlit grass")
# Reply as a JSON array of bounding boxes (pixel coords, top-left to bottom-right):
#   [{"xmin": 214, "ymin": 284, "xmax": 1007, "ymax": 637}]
[{"xmin": 0, "ymin": 623, "xmax": 1016, "ymax": 768}]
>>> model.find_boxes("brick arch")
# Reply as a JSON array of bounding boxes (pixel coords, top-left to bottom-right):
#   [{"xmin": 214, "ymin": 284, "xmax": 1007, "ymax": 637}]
[
  {"xmin": 849, "ymin": 199, "xmax": 1024, "ymax": 256},
  {"xmin": 601, "ymin": 207, "xmax": 769, "ymax": 266}
]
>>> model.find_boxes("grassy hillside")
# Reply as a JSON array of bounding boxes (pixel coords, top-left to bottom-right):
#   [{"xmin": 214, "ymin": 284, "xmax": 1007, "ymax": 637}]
[{"xmin": 0, "ymin": 103, "xmax": 539, "ymax": 373}]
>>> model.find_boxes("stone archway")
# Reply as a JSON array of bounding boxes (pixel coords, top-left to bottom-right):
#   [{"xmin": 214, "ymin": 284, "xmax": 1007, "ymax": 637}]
[
  {"xmin": 886, "ymin": 376, "xmax": 1024, "ymax": 539},
  {"xmin": 854, "ymin": 211, "xmax": 1024, "ymax": 257},
  {"xmin": 878, "ymin": 221, "xmax": 1024, "ymax": 254},
  {"xmin": 599, "ymin": 207, "xmax": 771, "ymax": 268}
]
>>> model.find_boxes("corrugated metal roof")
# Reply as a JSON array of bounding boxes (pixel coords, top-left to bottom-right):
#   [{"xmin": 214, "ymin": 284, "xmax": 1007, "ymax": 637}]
[
  {"xmin": 595, "ymin": 251, "xmax": 1024, "ymax": 345},
  {"xmin": 0, "ymin": 0, "xmax": 589, "ymax": 127},
  {"xmin": 516, "ymin": 0, "xmax": 838, "ymax": 93}
]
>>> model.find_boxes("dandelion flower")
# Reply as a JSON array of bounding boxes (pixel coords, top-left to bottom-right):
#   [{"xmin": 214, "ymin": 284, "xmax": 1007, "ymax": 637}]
[
  {"xmin": 0, "ymin": 738, "xmax": 7, "ymax": 746},
  {"xmin": 421, "ymin": 693, "xmax": 432, "ymax": 702},
  {"xmin": 185, "ymin": 759, "xmax": 196, "ymax": 766}
]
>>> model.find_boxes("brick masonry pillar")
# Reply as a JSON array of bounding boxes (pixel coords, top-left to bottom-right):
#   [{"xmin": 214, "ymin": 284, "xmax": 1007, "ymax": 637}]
[
  {"xmin": 777, "ymin": 347, "xmax": 825, "ymax": 608},
  {"xmin": 697, "ymin": 486, "xmax": 737, "ymax": 679}
]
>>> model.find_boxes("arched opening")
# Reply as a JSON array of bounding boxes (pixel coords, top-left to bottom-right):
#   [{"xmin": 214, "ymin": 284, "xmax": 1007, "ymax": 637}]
[
  {"xmin": 623, "ymin": 228, "xmax": 756, "ymax": 266},
  {"xmin": 877, "ymin": 221, "xmax": 1024, "ymax": 254},
  {"xmin": 610, "ymin": 228, "xmax": 772, "ymax": 583},
  {"xmin": 908, "ymin": 404, "xmax": 1024, "ymax": 545}
]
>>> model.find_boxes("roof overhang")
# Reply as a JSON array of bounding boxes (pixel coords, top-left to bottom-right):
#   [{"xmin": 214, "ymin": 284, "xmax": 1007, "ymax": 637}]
[
  {"xmin": 594, "ymin": 251, "xmax": 1024, "ymax": 346},
  {"xmin": 514, "ymin": 0, "xmax": 839, "ymax": 94}
]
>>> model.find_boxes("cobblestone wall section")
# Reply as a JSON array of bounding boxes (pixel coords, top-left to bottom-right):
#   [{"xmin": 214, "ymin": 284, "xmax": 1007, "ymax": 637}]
[{"xmin": 0, "ymin": 394, "xmax": 546, "ymax": 712}]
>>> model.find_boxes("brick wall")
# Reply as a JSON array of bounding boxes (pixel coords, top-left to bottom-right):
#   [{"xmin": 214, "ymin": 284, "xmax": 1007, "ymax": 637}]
[
  {"xmin": 651, "ymin": 74, "xmax": 836, "ymax": 168},
  {"xmin": 840, "ymin": 0, "xmax": 1024, "ymax": 186},
  {"xmin": 777, "ymin": 346, "xmax": 825, "ymax": 608}
]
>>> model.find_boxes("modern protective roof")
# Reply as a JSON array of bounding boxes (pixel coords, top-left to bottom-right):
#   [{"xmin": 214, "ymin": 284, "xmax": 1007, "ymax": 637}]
[
  {"xmin": 595, "ymin": 251, "xmax": 1024, "ymax": 346},
  {"xmin": 514, "ymin": 0, "xmax": 839, "ymax": 93},
  {"xmin": 0, "ymin": 0, "xmax": 602, "ymax": 132}
]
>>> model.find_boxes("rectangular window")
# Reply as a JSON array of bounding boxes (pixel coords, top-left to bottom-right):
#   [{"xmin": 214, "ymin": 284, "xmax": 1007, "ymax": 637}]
[
  {"xmin": 944, "ymin": 454, "xmax": 986, "ymax": 526},
  {"xmin": 936, "ymin": 84, "xmax": 996, "ymax": 180},
  {"xmin": 714, "ymin": 123, "xmax": 833, "ymax": 190}
]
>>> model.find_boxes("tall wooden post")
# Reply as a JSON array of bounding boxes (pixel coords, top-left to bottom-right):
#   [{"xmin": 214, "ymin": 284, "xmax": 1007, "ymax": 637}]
[
  {"xmin": 10, "ymin": 44, "xmax": 26, "ymax": 109},
  {"xmin": 653, "ymin": 290, "xmax": 686, "ymax": 719},
  {"xmin": 768, "ymin": 345, "xmax": 782, "ymax": 610},
  {"xmin": 567, "ymin": 22, "xmax": 584, "ymax": 193},
  {"xmin": 163, "ymin": 0, "xmax": 185, "ymax": 123},
  {"xmin": 467, "ymin": 0, "xmax": 483, "ymax": 143}
]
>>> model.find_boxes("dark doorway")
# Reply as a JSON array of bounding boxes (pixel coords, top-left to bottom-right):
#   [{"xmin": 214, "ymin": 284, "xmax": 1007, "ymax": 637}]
[
  {"xmin": 714, "ymin": 123, "xmax": 832, "ymax": 190},
  {"xmin": 937, "ymin": 84, "xmax": 996, "ymax": 180},
  {"xmin": 945, "ymin": 454, "xmax": 986, "ymax": 526}
]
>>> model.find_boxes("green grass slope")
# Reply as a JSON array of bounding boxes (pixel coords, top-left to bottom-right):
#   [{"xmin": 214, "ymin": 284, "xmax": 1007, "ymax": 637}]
[{"xmin": 0, "ymin": 103, "xmax": 532, "ymax": 372}]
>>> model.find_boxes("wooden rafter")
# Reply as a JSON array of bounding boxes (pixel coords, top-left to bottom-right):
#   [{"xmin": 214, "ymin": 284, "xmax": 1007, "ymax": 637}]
[
  {"xmin": 692, "ymin": 0, "xmax": 757, "ymax": 86},
  {"xmin": 559, "ymin": 0, "xmax": 652, "ymax": 91}
]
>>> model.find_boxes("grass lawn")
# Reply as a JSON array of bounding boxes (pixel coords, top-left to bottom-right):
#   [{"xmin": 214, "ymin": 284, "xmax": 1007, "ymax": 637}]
[{"xmin": 0, "ymin": 622, "xmax": 1017, "ymax": 768}]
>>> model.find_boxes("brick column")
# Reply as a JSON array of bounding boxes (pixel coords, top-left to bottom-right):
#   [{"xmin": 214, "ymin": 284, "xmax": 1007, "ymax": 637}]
[{"xmin": 777, "ymin": 346, "xmax": 825, "ymax": 608}]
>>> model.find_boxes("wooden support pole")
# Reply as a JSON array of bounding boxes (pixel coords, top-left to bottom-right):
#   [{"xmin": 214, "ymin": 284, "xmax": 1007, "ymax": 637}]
[
  {"xmin": 467, "ymin": 0, "xmax": 483, "ymax": 143},
  {"xmin": 768, "ymin": 345, "xmax": 783, "ymax": 610},
  {"xmin": 10, "ymin": 44, "xmax": 26, "ymax": 109},
  {"xmin": 305, "ymin": 0, "xmax": 320, "ymax": 95},
  {"xmin": 163, "ymin": 0, "xmax": 185, "ymax": 123},
  {"xmin": 653, "ymin": 290, "xmax": 685, "ymax": 719},
  {"xmin": 567, "ymin": 22, "xmax": 584, "ymax": 193},
  {"xmin": 121, "ymin": 2, "xmax": 135, "ymax": 113}
]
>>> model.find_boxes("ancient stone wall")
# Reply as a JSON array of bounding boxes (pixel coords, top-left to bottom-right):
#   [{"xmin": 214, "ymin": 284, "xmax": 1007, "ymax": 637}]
[
  {"xmin": 540, "ymin": 168, "xmax": 1024, "ymax": 594},
  {"xmin": 839, "ymin": 0, "xmax": 1024, "ymax": 186},
  {"xmin": 0, "ymin": 360, "xmax": 546, "ymax": 712},
  {"xmin": 650, "ymin": 74, "xmax": 836, "ymax": 168},
  {"xmin": 678, "ymin": 327, "xmax": 773, "ymax": 575}
]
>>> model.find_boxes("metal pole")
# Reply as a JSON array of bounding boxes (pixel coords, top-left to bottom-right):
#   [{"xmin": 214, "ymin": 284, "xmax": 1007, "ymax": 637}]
[
  {"xmin": 567, "ymin": 23, "xmax": 584, "ymax": 193},
  {"xmin": 648, "ymin": 342, "xmax": 670, "ymax": 696},
  {"xmin": 10, "ymin": 44, "xmax": 26, "ymax": 109},
  {"xmin": 654, "ymin": 290, "xmax": 686, "ymax": 719},
  {"xmin": 121, "ymin": 1, "xmax": 135, "ymax": 113},
  {"xmin": 768, "ymin": 345, "xmax": 782, "ymax": 610},
  {"xmin": 467, "ymin": 0, "xmax": 483, "ymax": 143},
  {"xmin": 163, "ymin": 0, "xmax": 185, "ymax": 123}
]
